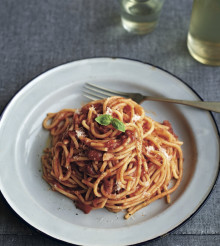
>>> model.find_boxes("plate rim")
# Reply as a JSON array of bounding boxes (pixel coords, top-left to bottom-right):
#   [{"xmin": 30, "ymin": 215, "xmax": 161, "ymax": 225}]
[{"xmin": 0, "ymin": 57, "xmax": 219, "ymax": 245}]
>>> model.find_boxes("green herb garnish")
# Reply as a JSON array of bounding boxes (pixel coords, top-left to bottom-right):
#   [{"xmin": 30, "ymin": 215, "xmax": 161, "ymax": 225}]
[
  {"xmin": 95, "ymin": 114, "xmax": 113, "ymax": 126},
  {"xmin": 111, "ymin": 118, "xmax": 126, "ymax": 132},
  {"xmin": 95, "ymin": 114, "xmax": 126, "ymax": 132}
]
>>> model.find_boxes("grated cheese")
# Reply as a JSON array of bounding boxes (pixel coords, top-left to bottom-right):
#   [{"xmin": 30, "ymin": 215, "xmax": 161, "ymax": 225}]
[
  {"xmin": 76, "ymin": 128, "xmax": 85, "ymax": 138},
  {"xmin": 160, "ymin": 148, "xmax": 172, "ymax": 161},
  {"xmin": 105, "ymin": 107, "xmax": 112, "ymax": 115},
  {"xmin": 144, "ymin": 181, "xmax": 150, "ymax": 187},
  {"xmin": 115, "ymin": 181, "xmax": 122, "ymax": 191},
  {"xmin": 132, "ymin": 114, "xmax": 141, "ymax": 122},
  {"xmin": 89, "ymin": 105, "xmax": 96, "ymax": 111},
  {"xmin": 143, "ymin": 191, "xmax": 150, "ymax": 198},
  {"xmin": 75, "ymin": 108, "xmax": 81, "ymax": 114},
  {"xmin": 146, "ymin": 146, "xmax": 155, "ymax": 154}
]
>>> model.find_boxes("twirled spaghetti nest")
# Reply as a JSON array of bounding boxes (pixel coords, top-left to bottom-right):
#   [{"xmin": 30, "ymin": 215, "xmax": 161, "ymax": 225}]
[{"xmin": 42, "ymin": 97, "xmax": 183, "ymax": 219}]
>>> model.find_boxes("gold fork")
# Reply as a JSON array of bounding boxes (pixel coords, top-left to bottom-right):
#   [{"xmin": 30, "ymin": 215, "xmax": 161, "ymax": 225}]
[{"xmin": 83, "ymin": 83, "xmax": 220, "ymax": 113}]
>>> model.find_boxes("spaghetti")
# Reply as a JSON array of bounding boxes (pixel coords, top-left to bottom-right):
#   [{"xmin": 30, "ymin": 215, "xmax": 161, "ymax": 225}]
[{"xmin": 42, "ymin": 96, "xmax": 183, "ymax": 219}]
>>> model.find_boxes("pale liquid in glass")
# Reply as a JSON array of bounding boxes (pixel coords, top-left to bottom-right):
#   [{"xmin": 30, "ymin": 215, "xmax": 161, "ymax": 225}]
[
  {"xmin": 187, "ymin": 0, "xmax": 220, "ymax": 66},
  {"xmin": 120, "ymin": 0, "xmax": 164, "ymax": 34}
]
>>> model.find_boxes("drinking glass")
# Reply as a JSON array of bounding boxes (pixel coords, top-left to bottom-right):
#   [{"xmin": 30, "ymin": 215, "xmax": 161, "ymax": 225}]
[{"xmin": 120, "ymin": 0, "xmax": 165, "ymax": 35}]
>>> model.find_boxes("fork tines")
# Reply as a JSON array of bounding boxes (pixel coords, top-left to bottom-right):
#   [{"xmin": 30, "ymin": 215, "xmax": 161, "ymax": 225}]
[{"xmin": 83, "ymin": 83, "xmax": 127, "ymax": 101}]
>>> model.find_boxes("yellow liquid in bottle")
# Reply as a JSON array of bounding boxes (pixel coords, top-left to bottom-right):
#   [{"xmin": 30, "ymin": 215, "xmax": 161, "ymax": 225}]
[{"xmin": 187, "ymin": 0, "xmax": 220, "ymax": 66}]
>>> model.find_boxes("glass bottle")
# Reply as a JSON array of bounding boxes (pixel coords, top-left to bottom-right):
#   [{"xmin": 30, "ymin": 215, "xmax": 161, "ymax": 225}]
[{"xmin": 187, "ymin": 0, "xmax": 220, "ymax": 66}]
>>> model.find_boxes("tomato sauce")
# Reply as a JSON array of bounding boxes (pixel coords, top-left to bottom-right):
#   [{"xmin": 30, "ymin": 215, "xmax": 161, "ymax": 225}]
[
  {"xmin": 104, "ymin": 179, "xmax": 112, "ymax": 194},
  {"xmin": 87, "ymin": 149, "xmax": 103, "ymax": 161},
  {"xmin": 75, "ymin": 201, "xmax": 92, "ymax": 214},
  {"xmin": 85, "ymin": 163, "xmax": 96, "ymax": 175},
  {"xmin": 104, "ymin": 140, "xmax": 121, "ymax": 150}
]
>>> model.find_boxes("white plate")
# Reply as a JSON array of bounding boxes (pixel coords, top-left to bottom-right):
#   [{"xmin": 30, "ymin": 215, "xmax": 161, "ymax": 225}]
[{"xmin": 0, "ymin": 58, "xmax": 219, "ymax": 246}]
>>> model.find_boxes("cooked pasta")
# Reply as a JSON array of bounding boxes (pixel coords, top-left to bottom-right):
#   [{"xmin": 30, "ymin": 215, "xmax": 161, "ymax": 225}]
[{"xmin": 41, "ymin": 96, "xmax": 183, "ymax": 219}]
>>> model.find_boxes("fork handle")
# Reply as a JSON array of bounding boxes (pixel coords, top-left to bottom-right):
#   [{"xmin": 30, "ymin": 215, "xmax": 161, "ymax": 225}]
[{"xmin": 144, "ymin": 96, "xmax": 220, "ymax": 113}]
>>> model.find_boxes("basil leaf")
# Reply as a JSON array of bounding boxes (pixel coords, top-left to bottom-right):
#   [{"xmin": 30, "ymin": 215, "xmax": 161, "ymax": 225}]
[
  {"xmin": 111, "ymin": 118, "xmax": 126, "ymax": 132},
  {"xmin": 95, "ymin": 114, "xmax": 113, "ymax": 126},
  {"xmin": 95, "ymin": 114, "xmax": 126, "ymax": 132}
]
